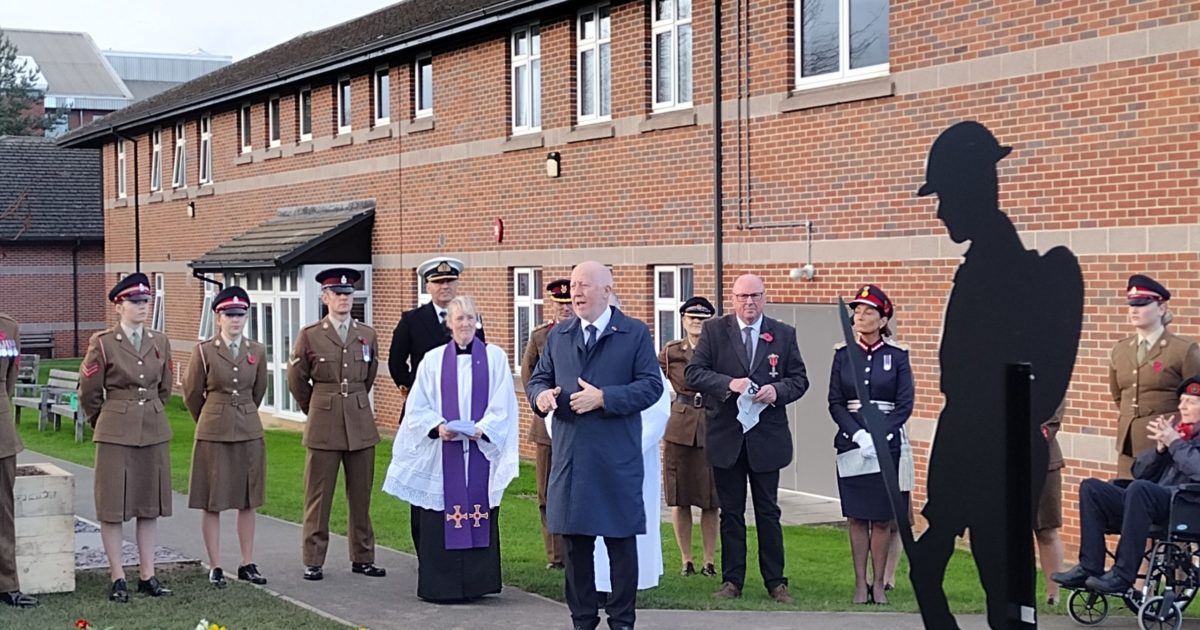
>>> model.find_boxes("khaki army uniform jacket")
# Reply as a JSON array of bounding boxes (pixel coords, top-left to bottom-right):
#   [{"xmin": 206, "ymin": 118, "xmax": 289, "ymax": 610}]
[
  {"xmin": 1110, "ymin": 329, "xmax": 1200, "ymax": 457},
  {"xmin": 183, "ymin": 336, "xmax": 268, "ymax": 442},
  {"xmin": 521, "ymin": 322, "xmax": 554, "ymax": 446},
  {"xmin": 661, "ymin": 338, "xmax": 707, "ymax": 448},
  {"xmin": 287, "ymin": 317, "xmax": 380, "ymax": 452},
  {"xmin": 79, "ymin": 325, "xmax": 174, "ymax": 447},
  {"xmin": 0, "ymin": 315, "xmax": 24, "ymax": 459}
]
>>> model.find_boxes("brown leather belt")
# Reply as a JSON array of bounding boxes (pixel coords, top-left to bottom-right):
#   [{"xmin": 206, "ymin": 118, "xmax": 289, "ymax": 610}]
[{"xmin": 675, "ymin": 392, "xmax": 704, "ymax": 408}]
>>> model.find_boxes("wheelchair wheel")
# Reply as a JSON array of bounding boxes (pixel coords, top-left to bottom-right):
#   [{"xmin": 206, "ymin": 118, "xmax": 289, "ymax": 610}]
[
  {"xmin": 1138, "ymin": 596, "xmax": 1183, "ymax": 630},
  {"xmin": 1068, "ymin": 589, "xmax": 1110, "ymax": 626}
]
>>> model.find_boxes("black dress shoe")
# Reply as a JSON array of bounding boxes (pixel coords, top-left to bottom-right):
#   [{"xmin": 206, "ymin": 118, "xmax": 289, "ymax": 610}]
[
  {"xmin": 545, "ymin": 561, "xmax": 565, "ymax": 570},
  {"xmin": 1085, "ymin": 571, "xmax": 1131, "ymax": 595},
  {"xmin": 1051, "ymin": 565, "xmax": 1095, "ymax": 589},
  {"xmin": 0, "ymin": 591, "xmax": 38, "ymax": 608},
  {"xmin": 238, "ymin": 563, "xmax": 267, "ymax": 585},
  {"xmin": 109, "ymin": 578, "xmax": 129, "ymax": 603},
  {"xmin": 351, "ymin": 562, "xmax": 386, "ymax": 577},
  {"xmin": 137, "ymin": 575, "xmax": 172, "ymax": 597},
  {"xmin": 303, "ymin": 565, "xmax": 324, "ymax": 581},
  {"xmin": 209, "ymin": 567, "xmax": 227, "ymax": 589},
  {"xmin": 700, "ymin": 562, "xmax": 717, "ymax": 577},
  {"xmin": 682, "ymin": 561, "xmax": 696, "ymax": 576}
]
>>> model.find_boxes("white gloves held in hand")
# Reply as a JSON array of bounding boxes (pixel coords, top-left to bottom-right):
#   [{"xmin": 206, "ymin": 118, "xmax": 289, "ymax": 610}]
[{"xmin": 852, "ymin": 430, "xmax": 877, "ymax": 459}]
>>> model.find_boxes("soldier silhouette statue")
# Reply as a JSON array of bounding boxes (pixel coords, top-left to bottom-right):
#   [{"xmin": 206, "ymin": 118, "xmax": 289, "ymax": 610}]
[{"xmin": 906, "ymin": 122, "xmax": 1084, "ymax": 629}]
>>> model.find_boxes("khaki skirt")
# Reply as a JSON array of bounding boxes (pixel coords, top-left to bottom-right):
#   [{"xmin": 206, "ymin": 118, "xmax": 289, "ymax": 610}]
[
  {"xmin": 188, "ymin": 439, "xmax": 266, "ymax": 512},
  {"xmin": 94, "ymin": 441, "xmax": 172, "ymax": 523},
  {"xmin": 1036, "ymin": 467, "xmax": 1063, "ymax": 531},
  {"xmin": 663, "ymin": 441, "xmax": 719, "ymax": 510}
]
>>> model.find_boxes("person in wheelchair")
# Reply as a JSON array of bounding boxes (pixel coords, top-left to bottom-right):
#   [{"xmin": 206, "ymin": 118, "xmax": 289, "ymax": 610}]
[{"xmin": 1053, "ymin": 376, "xmax": 1200, "ymax": 595}]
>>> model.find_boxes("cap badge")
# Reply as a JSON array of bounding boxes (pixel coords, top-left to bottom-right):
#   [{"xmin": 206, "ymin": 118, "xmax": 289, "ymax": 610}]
[
  {"xmin": 860, "ymin": 288, "xmax": 870, "ymax": 297},
  {"xmin": 340, "ymin": 275, "xmax": 348, "ymax": 284}
]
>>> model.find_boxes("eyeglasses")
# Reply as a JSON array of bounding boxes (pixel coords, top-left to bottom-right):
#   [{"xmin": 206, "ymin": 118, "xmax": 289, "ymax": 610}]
[{"xmin": 733, "ymin": 292, "xmax": 764, "ymax": 302}]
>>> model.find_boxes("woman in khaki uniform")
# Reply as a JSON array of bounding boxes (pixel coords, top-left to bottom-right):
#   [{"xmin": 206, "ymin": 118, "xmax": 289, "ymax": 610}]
[
  {"xmin": 1110, "ymin": 274, "xmax": 1200, "ymax": 477},
  {"xmin": 79, "ymin": 273, "xmax": 173, "ymax": 602},
  {"xmin": 660, "ymin": 296, "xmax": 719, "ymax": 577},
  {"xmin": 183, "ymin": 286, "xmax": 269, "ymax": 588}
]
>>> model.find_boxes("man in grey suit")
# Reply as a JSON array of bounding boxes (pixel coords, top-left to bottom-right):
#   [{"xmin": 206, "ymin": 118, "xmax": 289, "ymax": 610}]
[{"xmin": 686, "ymin": 273, "xmax": 808, "ymax": 604}]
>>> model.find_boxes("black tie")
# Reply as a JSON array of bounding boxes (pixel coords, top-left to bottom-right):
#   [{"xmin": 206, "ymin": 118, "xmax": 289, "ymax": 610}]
[
  {"xmin": 743, "ymin": 327, "xmax": 754, "ymax": 365},
  {"xmin": 585, "ymin": 324, "xmax": 598, "ymax": 350}
]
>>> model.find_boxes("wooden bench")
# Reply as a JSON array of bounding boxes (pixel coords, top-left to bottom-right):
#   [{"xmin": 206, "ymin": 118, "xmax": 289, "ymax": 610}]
[
  {"xmin": 18, "ymin": 333, "xmax": 54, "ymax": 359},
  {"xmin": 15, "ymin": 354, "xmax": 39, "ymax": 384},
  {"xmin": 42, "ymin": 370, "xmax": 86, "ymax": 442}
]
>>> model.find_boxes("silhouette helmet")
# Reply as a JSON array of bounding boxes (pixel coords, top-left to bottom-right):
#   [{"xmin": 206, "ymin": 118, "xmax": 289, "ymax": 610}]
[{"xmin": 916, "ymin": 121, "xmax": 1012, "ymax": 197}]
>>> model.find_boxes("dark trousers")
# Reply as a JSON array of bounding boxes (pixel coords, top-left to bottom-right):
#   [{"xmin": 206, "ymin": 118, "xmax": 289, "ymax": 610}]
[
  {"xmin": 564, "ymin": 534, "xmax": 637, "ymax": 629},
  {"xmin": 0, "ymin": 456, "xmax": 16, "ymax": 593},
  {"xmin": 1078, "ymin": 478, "xmax": 1171, "ymax": 583},
  {"xmin": 712, "ymin": 444, "xmax": 786, "ymax": 591}
]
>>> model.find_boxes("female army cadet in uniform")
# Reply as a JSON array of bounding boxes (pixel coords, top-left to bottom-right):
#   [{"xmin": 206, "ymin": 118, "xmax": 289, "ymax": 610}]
[
  {"xmin": 183, "ymin": 286, "xmax": 269, "ymax": 588},
  {"xmin": 79, "ymin": 273, "xmax": 174, "ymax": 602}
]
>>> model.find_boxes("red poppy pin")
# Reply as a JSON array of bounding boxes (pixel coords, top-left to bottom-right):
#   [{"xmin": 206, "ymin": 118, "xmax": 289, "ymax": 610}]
[
  {"xmin": 760, "ymin": 332, "xmax": 773, "ymax": 343},
  {"xmin": 247, "ymin": 353, "xmax": 257, "ymax": 365},
  {"xmin": 76, "ymin": 619, "xmax": 92, "ymax": 629},
  {"xmin": 1041, "ymin": 426, "xmax": 1050, "ymax": 441},
  {"xmin": 1153, "ymin": 361, "xmax": 1164, "ymax": 373}
]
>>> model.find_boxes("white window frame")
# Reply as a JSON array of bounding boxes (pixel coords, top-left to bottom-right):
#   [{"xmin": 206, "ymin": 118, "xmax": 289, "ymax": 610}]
[
  {"xmin": 239, "ymin": 103, "xmax": 252, "ymax": 153},
  {"xmin": 152, "ymin": 273, "xmax": 166, "ymax": 332},
  {"xmin": 577, "ymin": 4, "xmax": 612, "ymax": 124},
  {"xmin": 512, "ymin": 268, "xmax": 544, "ymax": 373},
  {"xmin": 298, "ymin": 87, "xmax": 313, "ymax": 142},
  {"xmin": 652, "ymin": 0, "xmax": 693, "ymax": 111},
  {"xmin": 172, "ymin": 122, "xmax": 187, "ymax": 189},
  {"xmin": 198, "ymin": 279, "xmax": 218, "ymax": 340},
  {"xmin": 417, "ymin": 273, "xmax": 432, "ymax": 306},
  {"xmin": 116, "ymin": 140, "xmax": 127, "ymax": 198},
  {"xmin": 511, "ymin": 24, "xmax": 541, "ymax": 135},
  {"xmin": 374, "ymin": 66, "xmax": 391, "ymax": 125},
  {"xmin": 653, "ymin": 265, "xmax": 694, "ymax": 351},
  {"xmin": 198, "ymin": 114, "xmax": 213, "ymax": 185},
  {"xmin": 794, "ymin": 0, "xmax": 890, "ymax": 90},
  {"xmin": 413, "ymin": 55, "xmax": 432, "ymax": 119},
  {"xmin": 337, "ymin": 76, "xmax": 352, "ymax": 134},
  {"xmin": 268, "ymin": 95, "xmax": 281, "ymax": 147},
  {"xmin": 149, "ymin": 128, "xmax": 162, "ymax": 192}
]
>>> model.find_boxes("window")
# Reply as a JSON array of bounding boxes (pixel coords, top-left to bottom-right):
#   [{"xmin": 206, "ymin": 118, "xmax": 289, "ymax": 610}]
[
  {"xmin": 152, "ymin": 273, "xmax": 166, "ymax": 332},
  {"xmin": 511, "ymin": 24, "xmax": 541, "ymax": 134},
  {"xmin": 374, "ymin": 67, "xmax": 391, "ymax": 125},
  {"xmin": 198, "ymin": 280, "xmax": 218, "ymax": 340},
  {"xmin": 226, "ymin": 269, "xmax": 305, "ymax": 415},
  {"xmin": 116, "ymin": 140, "xmax": 127, "ymax": 198},
  {"xmin": 172, "ymin": 122, "xmax": 186, "ymax": 189},
  {"xmin": 337, "ymin": 77, "xmax": 352, "ymax": 134},
  {"xmin": 268, "ymin": 96, "xmax": 281, "ymax": 147},
  {"xmin": 239, "ymin": 104, "xmax": 252, "ymax": 153},
  {"xmin": 796, "ymin": 0, "xmax": 889, "ymax": 87},
  {"xmin": 577, "ymin": 5, "xmax": 612, "ymax": 123},
  {"xmin": 652, "ymin": 0, "xmax": 693, "ymax": 110},
  {"xmin": 417, "ymin": 272, "xmax": 432, "ymax": 307},
  {"xmin": 298, "ymin": 87, "xmax": 313, "ymax": 141},
  {"xmin": 150, "ymin": 128, "xmax": 162, "ymax": 192},
  {"xmin": 198, "ymin": 114, "xmax": 213, "ymax": 185},
  {"xmin": 513, "ymin": 268, "xmax": 544, "ymax": 372},
  {"xmin": 414, "ymin": 56, "xmax": 432, "ymax": 118},
  {"xmin": 653, "ymin": 265, "xmax": 694, "ymax": 351}
]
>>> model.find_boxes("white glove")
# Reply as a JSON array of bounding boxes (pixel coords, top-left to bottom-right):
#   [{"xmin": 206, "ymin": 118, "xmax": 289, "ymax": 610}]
[{"xmin": 852, "ymin": 429, "xmax": 877, "ymax": 459}]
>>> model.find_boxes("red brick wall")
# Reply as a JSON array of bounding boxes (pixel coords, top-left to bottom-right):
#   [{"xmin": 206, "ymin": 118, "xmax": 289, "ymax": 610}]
[{"xmin": 0, "ymin": 243, "xmax": 107, "ymax": 357}]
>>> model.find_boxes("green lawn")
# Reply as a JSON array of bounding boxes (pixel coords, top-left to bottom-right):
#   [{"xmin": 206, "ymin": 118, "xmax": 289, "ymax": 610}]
[
  {"xmin": 0, "ymin": 567, "xmax": 343, "ymax": 629},
  {"xmin": 14, "ymin": 358, "xmax": 1034, "ymax": 614}
]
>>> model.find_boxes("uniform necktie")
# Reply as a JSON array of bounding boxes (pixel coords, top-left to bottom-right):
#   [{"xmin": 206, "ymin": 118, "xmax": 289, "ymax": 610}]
[
  {"xmin": 438, "ymin": 309, "xmax": 447, "ymax": 326},
  {"xmin": 338, "ymin": 322, "xmax": 348, "ymax": 343},
  {"xmin": 131, "ymin": 330, "xmax": 142, "ymax": 352},
  {"xmin": 743, "ymin": 326, "xmax": 754, "ymax": 365},
  {"xmin": 1138, "ymin": 339, "xmax": 1150, "ymax": 363},
  {"xmin": 585, "ymin": 324, "xmax": 598, "ymax": 350},
  {"xmin": 229, "ymin": 341, "xmax": 239, "ymax": 360}
]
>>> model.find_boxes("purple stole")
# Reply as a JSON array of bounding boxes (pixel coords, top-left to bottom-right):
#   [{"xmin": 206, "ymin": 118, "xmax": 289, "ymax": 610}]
[{"xmin": 440, "ymin": 340, "xmax": 492, "ymax": 550}]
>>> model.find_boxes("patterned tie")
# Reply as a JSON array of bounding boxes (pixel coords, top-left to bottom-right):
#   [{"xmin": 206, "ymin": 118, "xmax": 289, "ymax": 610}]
[
  {"xmin": 439, "ymin": 309, "xmax": 447, "ymax": 327},
  {"xmin": 585, "ymin": 324, "xmax": 598, "ymax": 350},
  {"xmin": 1138, "ymin": 339, "xmax": 1150, "ymax": 363},
  {"xmin": 338, "ymin": 322, "xmax": 349, "ymax": 343},
  {"xmin": 131, "ymin": 330, "xmax": 142, "ymax": 352},
  {"xmin": 743, "ymin": 326, "xmax": 754, "ymax": 365}
]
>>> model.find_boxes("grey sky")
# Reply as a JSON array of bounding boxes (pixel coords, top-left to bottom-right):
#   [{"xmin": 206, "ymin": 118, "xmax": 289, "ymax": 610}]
[{"xmin": 2, "ymin": 0, "xmax": 399, "ymax": 60}]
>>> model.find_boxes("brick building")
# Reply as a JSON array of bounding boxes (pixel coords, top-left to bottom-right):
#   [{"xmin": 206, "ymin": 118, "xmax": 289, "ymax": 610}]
[{"xmin": 59, "ymin": 0, "xmax": 1200, "ymax": 549}]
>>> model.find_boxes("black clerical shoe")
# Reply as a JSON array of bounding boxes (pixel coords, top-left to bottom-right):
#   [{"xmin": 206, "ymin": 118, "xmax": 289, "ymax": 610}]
[
  {"xmin": 137, "ymin": 575, "xmax": 172, "ymax": 597},
  {"xmin": 209, "ymin": 567, "xmax": 227, "ymax": 589},
  {"xmin": 700, "ymin": 562, "xmax": 717, "ymax": 577},
  {"xmin": 0, "ymin": 590, "xmax": 37, "ymax": 608},
  {"xmin": 1085, "ymin": 571, "xmax": 1131, "ymax": 595},
  {"xmin": 351, "ymin": 562, "xmax": 386, "ymax": 577},
  {"xmin": 238, "ymin": 563, "xmax": 267, "ymax": 585},
  {"xmin": 1051, "ymin": 565, "xmax": 1094, "ymax": 589},
  {"xmin": 681, "ymin": 561, "xmax": 696, "ymax": 576},
  {"xmin": 109, "ymin": 578, "xmax": 129, "ymax": 603},
  {"xmin": 303, "ymin": 565, "xmax": 324, "ymax": 581}
]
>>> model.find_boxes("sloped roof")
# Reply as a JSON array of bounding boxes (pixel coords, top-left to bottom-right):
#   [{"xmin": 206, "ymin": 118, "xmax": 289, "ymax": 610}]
[
  {"xmin": 190, "ymin": 200, "xmax": 375, "ymax": 271},
  {"xmin": 0, "ymin": 136, "xmax": 102, "ymax": 242},
  {"xmin": 4, "ymin": 29, "xmax": 131, "ymax": 100},
  {"xmin": 59, "ymin": 0, "xmax": 565, "ymax": 147}
]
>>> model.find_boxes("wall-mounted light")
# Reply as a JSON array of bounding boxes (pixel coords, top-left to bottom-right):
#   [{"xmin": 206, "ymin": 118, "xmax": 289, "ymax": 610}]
[
  {"xmin": 186, "ymin": 201, "xmax": 196, "ymax": 218},
  {"xmin": 546, "ymin": 152, "xmax": 561, "ymax": 178}
]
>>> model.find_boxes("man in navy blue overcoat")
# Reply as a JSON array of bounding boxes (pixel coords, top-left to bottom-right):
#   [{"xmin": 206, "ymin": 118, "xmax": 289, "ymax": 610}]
[{"xmin": 526, "ymin": 261, "xmax": 663, "ymax": 630}]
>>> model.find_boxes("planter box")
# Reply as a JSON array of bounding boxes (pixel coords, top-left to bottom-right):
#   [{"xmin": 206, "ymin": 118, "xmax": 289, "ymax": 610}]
[{"xmin": 14, "ymin": 462, "xmax": 74, "ymax": 594}]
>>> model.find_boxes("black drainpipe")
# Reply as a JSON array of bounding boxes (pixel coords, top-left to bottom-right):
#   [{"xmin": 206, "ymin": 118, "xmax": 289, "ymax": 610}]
[
  {"xmin": 192, "ymin": 269, "xmax": 224, "ymax": 292},
  {"xmin": 711, "ymin": 0, "xmax": 724, "ymax": 315},
  {"xmin": 109, "ymin": 127, "xmax": 140, "ymax": 272}
]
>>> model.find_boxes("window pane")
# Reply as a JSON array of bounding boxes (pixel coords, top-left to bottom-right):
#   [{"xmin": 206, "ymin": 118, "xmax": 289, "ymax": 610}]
[
  {"xmin": 681, "ymin": 268, "xmax": 694, "ymax": 300},
  {"xmin": 532, "ymin": 59, "xmax": 541, "ymax": 127},
  {"xmin": 657, "ymin": 270, "xmax": 675, "ymax": 299},
  {"xmin": 351, "ymin": 297, "xmax": 367, "ymax": 323},
  {"xmin": 533, "ymin": 269, "xmax": 543, "ymax": 293},
  {"xmin": 270, "ymin": 101, "xmax": 280, "ymax": 140},
  {"xmin": 655, "ymin": 32, "xmax": 673, "ymax": 103},
  {"xmin": 241, "ymin": 108, "xmax": 251, "ymax": 145},
  {"xmin": 517, "ymin": 272, "xmax": 529, "ymax": 297},
  {"xmin": 580, "ymin": 48, "xmax": 596, "ymax": 117},
  {"xmin": 514, "ymin": 31, "xmax": 527, "ymax": 57},
  {"xmin": 580, "ymin": 11, "xmax": 595, "ymax": 41},
  {"xmin": 514, "ymin": 65, "xmax": 528, "ymax": 127},
  {"xmin": 263, "ymin": 303, "xmax": 274, "ymax": 359},
  {"xmin": 850, "ymin": 0, "xmax": 889, "ymax": 69},
  {"xmin": 658, "ymin": 310, "xmax": 675, "ymax": 351},
  {"xmin": 265, "ymin": 369, "xmax": 276, "ymax": 408},
  {"xmin": 599, "ymin": 6, "xmax": 611, "ymax": 39},
  {"xmin": 531, "ymin": 26, "xmax": 540, "ymax": 56},
  {"xmin": 677, "ymin": 0, "xmax": 691, "ymax": 21},
  {"xmin": 801, "ymin": 0, "xmax": 840, "ymax": 77},
  {"xmin": 677, "ymin": 24, "xmax": 692, "ymax": 103},
  {"xmin": 600, "ymin": 43, "xmax": 611, "ymax": 116},
  {"xmin": 280, "ymin": 367, "xmax": 290, "ymax": 411},
  {"xmin": 377, "ymin": 72, "xmax": 391, "ymax": 119},
  {"xmin": 419, "ymin": 60, "xmax": 433, "ymax": 111},
  {"xmin": 261, "ymin": 274, "xmax": 273, "ymax": 291},
  {"xmin": 655, "ymin": 0, "xmax": 672, "ymax": 21},
  {"xmin": 301, "ymin": 92, "xmax": 312, "ymax": 134},
  {"xmin": 517, "ymin": 308, "xmax": 531, "ymax": 357},
  {"xmin": 340, "ymin": 81, "xmax": 351, "ymax": 127}
]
